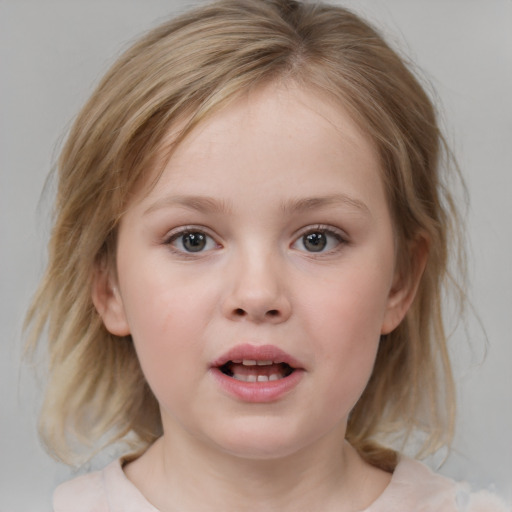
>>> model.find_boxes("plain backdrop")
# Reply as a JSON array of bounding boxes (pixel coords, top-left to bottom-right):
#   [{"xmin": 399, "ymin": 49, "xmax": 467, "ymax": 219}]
[{"xmin": 1, "ymin": 1, "xmax": 511, "ymax": 510}]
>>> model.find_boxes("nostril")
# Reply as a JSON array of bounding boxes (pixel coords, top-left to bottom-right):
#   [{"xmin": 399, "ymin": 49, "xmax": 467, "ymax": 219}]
[
  {"xmin": 234, "ymin": 308, "xmax": 246, "ymax": 316},
  {"xmin": 266, "ymin": 309, "xmax": 279, "ymax": 317}
]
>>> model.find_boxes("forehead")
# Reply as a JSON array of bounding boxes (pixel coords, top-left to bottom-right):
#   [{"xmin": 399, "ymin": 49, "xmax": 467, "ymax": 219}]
[{"xmin": 132, "ymin": 83, "xmax": 385, "ymax": 216}]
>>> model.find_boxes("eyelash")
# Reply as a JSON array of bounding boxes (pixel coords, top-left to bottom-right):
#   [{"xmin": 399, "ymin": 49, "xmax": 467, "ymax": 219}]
[
  {"xmin": 163, "ymin": 224, "xmax": 348, "ymax": 256},
  {"xmin": 292, "ymin": 225, "xmax": 348, "ymax": 255},
  {"xmin": 164, "ymin": 226, "xmax": 220, "ymax": 257}
]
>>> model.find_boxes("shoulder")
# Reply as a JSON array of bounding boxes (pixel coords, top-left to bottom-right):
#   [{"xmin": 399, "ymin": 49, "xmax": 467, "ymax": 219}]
[
  {"xmin": 53, "ymin": 458, "xmax": 159, "ymax": 512},
  {"xmin": 369, "ymin": 457, "xmax": 510, "ymax": 512},
  {"xmin": 53, "ymin": 464, "xmax": 109, "ymax": 512}
]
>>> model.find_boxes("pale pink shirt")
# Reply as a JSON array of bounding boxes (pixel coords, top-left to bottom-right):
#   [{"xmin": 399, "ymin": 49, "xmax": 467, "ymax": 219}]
[{"xmin": 53, "ymin": 456, "xmax": 509, "ymax": 512}]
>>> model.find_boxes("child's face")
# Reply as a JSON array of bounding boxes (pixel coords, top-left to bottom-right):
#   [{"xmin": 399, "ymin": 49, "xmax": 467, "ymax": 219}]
[{"xmin": 97, "ymin": 84, "xmax": 412, "ymax": 459}]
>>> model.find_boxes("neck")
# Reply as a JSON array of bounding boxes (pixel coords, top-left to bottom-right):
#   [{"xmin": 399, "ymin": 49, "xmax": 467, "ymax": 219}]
[{"xmin": 124, "ymin": 428, "xmax": 390, "ymax": 512}]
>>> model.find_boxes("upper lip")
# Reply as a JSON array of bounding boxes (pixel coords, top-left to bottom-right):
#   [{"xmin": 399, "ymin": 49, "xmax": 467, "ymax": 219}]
[{"xmin": 212, "ymin": 343, "xmax": 303, "ymax": 369}]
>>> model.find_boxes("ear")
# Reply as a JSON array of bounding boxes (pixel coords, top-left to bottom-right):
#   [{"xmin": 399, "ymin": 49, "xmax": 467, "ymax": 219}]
[
  {"xmin": 381, "ymin": 236, "xmax": 429, "ymax": 335},
  {"xmin": 91, "ymin": 261, "xmax": 131, "ymax": 336}
]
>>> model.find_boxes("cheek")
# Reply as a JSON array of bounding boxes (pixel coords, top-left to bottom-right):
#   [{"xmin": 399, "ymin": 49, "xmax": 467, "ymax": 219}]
[
  {"xmin": 117, "ymin": 266, "xmax": 216, "ymax": 391},
  {"xmin": 301, "ymin": 263, "xmax": 392, "ymax": 406},
  {"xmin": 307, "ymin": 263, "xmax": 392, "ymax": 348}
]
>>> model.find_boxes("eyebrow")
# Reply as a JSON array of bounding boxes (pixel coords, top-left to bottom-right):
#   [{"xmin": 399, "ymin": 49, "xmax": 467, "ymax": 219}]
[
  {"xmin": 144, "ymin": 195, "xmax": 233, "ymax": 215},
  {"xmin": 144, "ymin": 193, "xmax": 370, "ymax": 217},
  {"xmin": 280, "ymin": 194, "xmax": 371, "ymax": 216}
]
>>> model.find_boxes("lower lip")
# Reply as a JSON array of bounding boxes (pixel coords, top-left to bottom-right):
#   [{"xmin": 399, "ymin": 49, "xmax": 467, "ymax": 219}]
[{"xmin": 210, "ymin": 367, "xmax": 304, "ymax": 403}]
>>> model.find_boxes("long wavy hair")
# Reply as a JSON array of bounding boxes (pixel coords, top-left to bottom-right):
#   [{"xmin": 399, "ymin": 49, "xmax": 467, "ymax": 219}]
[{"xmin": 25, "ymin": 0, "xmax": 465, "ymax": 470}]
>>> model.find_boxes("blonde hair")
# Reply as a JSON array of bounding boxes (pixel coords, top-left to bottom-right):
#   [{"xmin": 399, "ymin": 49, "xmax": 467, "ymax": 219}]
[{"xmin": 26, "ymin": 0, "xmax": 464, "ymax": 469}]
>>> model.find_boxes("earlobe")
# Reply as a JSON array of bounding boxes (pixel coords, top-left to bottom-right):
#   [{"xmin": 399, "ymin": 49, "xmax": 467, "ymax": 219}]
[
  {"xmin": 91, "ymin": 264, "xmax": 131, "ymax": 336},
  {"xmin": 381, "ymin": 237, "xmax": 429, "ymax": 335}
]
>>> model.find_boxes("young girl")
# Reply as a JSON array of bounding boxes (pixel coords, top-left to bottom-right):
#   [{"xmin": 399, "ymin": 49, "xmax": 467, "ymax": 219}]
[{"xmin": 24, "ymin": 0, "xmax": 509, "ymax": 510}]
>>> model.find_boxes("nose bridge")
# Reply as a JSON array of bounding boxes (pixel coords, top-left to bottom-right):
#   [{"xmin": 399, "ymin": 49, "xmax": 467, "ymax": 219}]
[{"xmin": 224, "ymin": 241, "xmax": 291, "ymax": 323}]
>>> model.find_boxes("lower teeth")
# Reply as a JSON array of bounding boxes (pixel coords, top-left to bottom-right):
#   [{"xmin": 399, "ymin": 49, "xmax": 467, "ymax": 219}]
[{"xmin": 220, "ymin": 362, "xmax": 294, "ymax": 382}]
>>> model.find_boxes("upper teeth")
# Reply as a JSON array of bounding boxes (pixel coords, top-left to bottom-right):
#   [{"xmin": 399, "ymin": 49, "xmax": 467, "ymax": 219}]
[
  {"xmin": 233, "ymin": 373, "xmax": 281, "ymax": 382},
  {"xmin": 241, "ymin": 359, "xmax": 273, "ymax": 366}
]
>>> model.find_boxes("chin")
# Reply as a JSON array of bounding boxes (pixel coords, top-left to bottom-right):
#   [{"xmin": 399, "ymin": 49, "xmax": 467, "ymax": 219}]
[{"xmin": 203, "ymin": 418, "xmax": 323, "ymax": 461}]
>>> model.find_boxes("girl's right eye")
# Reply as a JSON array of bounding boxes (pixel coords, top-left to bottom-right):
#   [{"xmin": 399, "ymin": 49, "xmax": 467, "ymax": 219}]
[{"xmin": 166, "ymin": 230, "xmax": 218, "ymax": 254}]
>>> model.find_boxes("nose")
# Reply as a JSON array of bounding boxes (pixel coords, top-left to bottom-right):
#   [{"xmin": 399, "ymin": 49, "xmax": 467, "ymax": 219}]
[{"xmin": 222, "ymin": 251, "xmax": 292, "ymax": 324}]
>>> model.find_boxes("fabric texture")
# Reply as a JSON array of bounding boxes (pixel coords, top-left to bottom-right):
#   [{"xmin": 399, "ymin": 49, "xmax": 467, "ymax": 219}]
[{"xmin": 53, "ymin": 456, "xmax": 509, "ymax": 512}]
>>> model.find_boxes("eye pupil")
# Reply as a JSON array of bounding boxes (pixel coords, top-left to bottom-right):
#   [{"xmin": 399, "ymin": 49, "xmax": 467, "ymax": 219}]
[
  {"xmin": 303, "ymin": 232, "xmax": 327, "ymax": 252},
  {"xmin": 183, "ymin": 232, "xmax": 206, "ymax": 252}
]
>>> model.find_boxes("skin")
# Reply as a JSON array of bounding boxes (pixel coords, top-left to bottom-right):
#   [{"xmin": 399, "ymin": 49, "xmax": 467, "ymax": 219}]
[{"xmin": 93, "ymin": 82, "xmax": 423, "ymax": 511}]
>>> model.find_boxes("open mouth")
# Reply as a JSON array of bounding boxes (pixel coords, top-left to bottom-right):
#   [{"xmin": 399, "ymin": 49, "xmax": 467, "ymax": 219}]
[
  {"xmin": 212, "ymin": 346, "xmax": 304, "ymax": 401},
  {"xmin": 219, "ymin": 359, "xmax": 295, "ymax": 383}
]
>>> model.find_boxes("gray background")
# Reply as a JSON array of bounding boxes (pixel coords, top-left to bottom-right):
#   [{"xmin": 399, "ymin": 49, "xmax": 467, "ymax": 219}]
[{"xmin": 1, "ymin": 1, "xmax": 511, "ymax": 510}]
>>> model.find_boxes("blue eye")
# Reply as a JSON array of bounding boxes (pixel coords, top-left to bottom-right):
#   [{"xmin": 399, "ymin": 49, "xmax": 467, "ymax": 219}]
[
  {"xmin": 168, "ymin": 230, "xmax": 217, "ymax": 253},
  {"xmin": 293, "ymin": 228, "xmax": 345, "ymax": 253}
]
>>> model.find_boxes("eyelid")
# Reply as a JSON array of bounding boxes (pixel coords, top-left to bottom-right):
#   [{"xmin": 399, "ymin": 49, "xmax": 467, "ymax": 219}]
[
  {"xmin": 163, "ymin": 225, "xmax": 221, "ymax": 254},
  {"xmin": 163, "ymin": 224, "xmax": 215, "ymax": 241},
  {"xmin": 291, "ymin": 224, "xmax": 349, "ymax": 252},
  {"xmin": 294, "ymin": 224, "xmax": 348, "ymax": 240}
]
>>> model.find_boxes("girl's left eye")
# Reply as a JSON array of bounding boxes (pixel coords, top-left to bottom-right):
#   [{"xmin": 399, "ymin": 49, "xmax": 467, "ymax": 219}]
[
  {"xmin": 166, "ymin": 230, "xmax": 218, "ymax": 253},
  {"xmin": 292, "ymin": 228, "xmax": 346, "ymax": 253}
]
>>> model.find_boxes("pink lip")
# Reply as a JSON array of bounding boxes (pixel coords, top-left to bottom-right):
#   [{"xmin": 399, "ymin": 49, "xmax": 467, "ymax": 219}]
[{"xmin": 210, "ymin": 344, "xmax": 305, "ymax": 403}]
